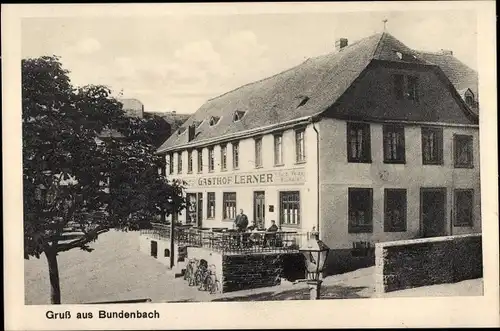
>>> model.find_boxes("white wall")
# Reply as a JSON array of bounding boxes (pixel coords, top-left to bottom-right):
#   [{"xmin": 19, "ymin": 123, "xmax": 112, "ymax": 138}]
[
  {"xmin": 318, "ymin": 118, "xmax": 481, "ymax": 249},
  {"xmin": 165, "ymin": 124, "xmax": 318, "ymax": 232}
]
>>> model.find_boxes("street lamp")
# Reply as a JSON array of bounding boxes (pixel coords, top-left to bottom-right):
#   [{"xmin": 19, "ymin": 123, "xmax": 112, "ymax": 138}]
[{"xmin": 299, "ymin": 229, "xmax": 330, "ymax": 300}]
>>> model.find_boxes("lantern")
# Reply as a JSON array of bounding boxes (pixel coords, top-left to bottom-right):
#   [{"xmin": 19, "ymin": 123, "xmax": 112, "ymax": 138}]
[{"xmin": 299, "ymin": 230, "xmax": 330, "ymax": 299}]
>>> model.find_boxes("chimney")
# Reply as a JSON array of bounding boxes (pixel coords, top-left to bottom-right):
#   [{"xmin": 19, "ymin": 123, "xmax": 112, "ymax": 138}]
[
  {"xmin": 335, "ymin": 38, "xmax": 348, "ymax": 52},
  {"xmin": 440, "ymin": 49, "xmax": 453, "ymax": 55},
  {"xmin": 187, "ymin": 124, "xmax": 195, "ymax": 142}
]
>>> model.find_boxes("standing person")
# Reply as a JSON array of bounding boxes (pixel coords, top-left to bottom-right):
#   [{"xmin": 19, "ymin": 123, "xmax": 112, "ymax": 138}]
[
  {"xmin": 234, "ymin": 209, "xmax": 249, "ymax": 247},
  {"xmin": 234, "ymin": 209, "xmax": 249, "ymax": 232}
]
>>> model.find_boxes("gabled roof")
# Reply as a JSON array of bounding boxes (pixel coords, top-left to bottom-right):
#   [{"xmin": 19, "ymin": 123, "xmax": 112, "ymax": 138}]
[
  {"xmin": 414, "ymin": 51, "xmax": 478, "ymax": 95},
  {"xmin": 414, "ymin": 50, "xmax": 478, "ymax": 112},
  {"xmin": 157, "ymin": 33, "xmax": 475, "ymax": 153}
]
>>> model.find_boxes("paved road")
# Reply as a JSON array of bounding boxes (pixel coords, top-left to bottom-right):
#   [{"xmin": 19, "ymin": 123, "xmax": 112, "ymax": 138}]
[
  {"xmin": 24, "ymin": 230, "xmax": 483, "ymax": 304},
  {"xmin": 24, "ymin": 230, "xmax": 214, "ymax": 304}
]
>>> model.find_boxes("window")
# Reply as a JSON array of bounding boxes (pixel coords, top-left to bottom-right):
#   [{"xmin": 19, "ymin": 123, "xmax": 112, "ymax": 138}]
[
  {"xmin": 197, "ymin": 149, "xmax": 203, "ymax": 173},
  {"xmin": 187, "ymin": 150, "xmax": 193, "ymax": 173},
  {"xmin": 233, "ymin": 111, "xmax": 245, "ymax": 122},
  {"xmin": 274, "ymin": 134, "xmax": 283, "ymax": 165},
  {"xmin": 295, "ymin": 129, "xmax": 306, "ymax": 163},
  {"xmin": 421, "ymin": 127, "xmax": 443, "ymax": 165},
  {"xmin": 232, "ymin": 142, "xmax": 239, "ymax": 169},
  {"xmin": 280, "ymin": 191, "xmax": 300, "ymax": 226},
  {"xmin": 207, "ymin": 192, "xmax": 215, "ymax": 219},
  {"xmin": 347, "ymin": 122, "xmax": 371, "ymax": 163},
  {"xmin": 220, "ymin": 144, "xmax": 227, "ymax": 171},
  {"xmin": 394, "ymin": 74, "xmax": 419, "ymax": 101},
  {"xmin": 454, "ymin": 189, "xmax": 474, "ymax": 227},
  {"xmin": 383, "ymin": 124, "xmax": 405, "ymax": 163},
  {"xmin": 454, "ymin": 134, "xmax": 473, "ymax": 168},
  {"xmin": 208, "ymin": 147, "xmax": 215, "ymax": 172},
  {"xmin": 177, "ymin": 153, "xmax": 183, "ymax": 174},
  {"xmin": 255, "ymin": 137, "xmax": 262, "ymax": 168},
  {"xmin": 209, "ymin": 116, "xmax": 220, "ymax": 126},
  {"xmin": 223, "ymin": 192, "xmax": 237, "ymax": 220},
  {"xmin": 348, "ymin": 188, "xmax": 373, "ymax": 233},
  {"xmin": 465, "ymin": 95, "xmax": 474, "ymax": 107},
  {"xmin": 384, "ymin": 189, "xmax": 407, "ymax": 232},
  {"xmin": 168, "ymin": 153, "xmax": 174, "ymax": 175}
]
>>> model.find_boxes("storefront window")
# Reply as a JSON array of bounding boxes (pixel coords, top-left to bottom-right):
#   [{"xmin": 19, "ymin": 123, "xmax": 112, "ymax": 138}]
[
  {"xmin": 223, "ymin": 192, "xmax": 237, "ymax": 220},
  {"xmin": 280, "ymin": 191, "xmax": 300, "ymax": 225},
  {"xmin": 207, "ymin": 192, "xmax": 215, "ymax": 219}
]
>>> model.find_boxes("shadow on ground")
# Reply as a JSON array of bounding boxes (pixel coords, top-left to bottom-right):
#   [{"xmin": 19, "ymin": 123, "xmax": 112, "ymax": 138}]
[{"xmin": 210, "ymin": 285, "xmax": 370, "ymax": 302}]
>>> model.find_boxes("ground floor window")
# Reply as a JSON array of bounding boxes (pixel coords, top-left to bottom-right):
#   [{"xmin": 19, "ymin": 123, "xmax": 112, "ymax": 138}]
[
  {"xmin": 207, "ymin": 192, "xmax": 215, "ymax": 219},
  {"xmin": 223, "ymin": 192, "xmax": 237, "ymax": 220},
  {"xmin": 280, "ymin": 191, "xmax": 300, "ymax": 226},
  {"xmin": 186, "ymin": 193, "xmax": 198, "ymax": 224},
  {"xmin": 384, "ymin": 189, "xmax": 407, "ymax": 232},
  {"xmin": 348, "ymin": 188, "xmax": 373, "ymax": 233},
  {"xmin": 454, "ymin": 189, "xmax": 474, "ymax": 226}
]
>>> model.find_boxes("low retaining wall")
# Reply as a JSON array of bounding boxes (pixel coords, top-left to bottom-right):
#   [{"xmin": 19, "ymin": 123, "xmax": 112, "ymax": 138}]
[{"xmin": 375, "ymin": 234, "xmax": 482, "ymax": 294}]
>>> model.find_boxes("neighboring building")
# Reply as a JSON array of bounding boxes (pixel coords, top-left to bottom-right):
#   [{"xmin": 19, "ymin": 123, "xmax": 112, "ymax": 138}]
[
  {"xmin": 146, "ymin": 111, "xmax": 191, "ymax": 134},
  {"xmin": 120, "ymin": 98, "xmax": 145, "ymax": 118},
  {"xmin": 155, "ymin": 32, "xmax": 480, "ymax": 270}
]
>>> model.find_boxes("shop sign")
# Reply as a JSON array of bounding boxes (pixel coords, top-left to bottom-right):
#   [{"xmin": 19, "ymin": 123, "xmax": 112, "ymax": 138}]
[{"xmin": 175, "ymin": 168, "xmax": 306, "ymax": 187}]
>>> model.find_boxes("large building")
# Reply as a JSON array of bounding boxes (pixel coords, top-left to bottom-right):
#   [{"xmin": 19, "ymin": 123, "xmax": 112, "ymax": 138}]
[{"xmin": 155, "ymin": 32, "xmax": 480, "ymax": 267}]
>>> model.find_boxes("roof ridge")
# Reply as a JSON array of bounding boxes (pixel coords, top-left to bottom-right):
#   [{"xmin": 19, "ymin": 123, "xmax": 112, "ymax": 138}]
[{"xmin": 371, "ymin": 32, "xmax": 386, "ymax": 60}]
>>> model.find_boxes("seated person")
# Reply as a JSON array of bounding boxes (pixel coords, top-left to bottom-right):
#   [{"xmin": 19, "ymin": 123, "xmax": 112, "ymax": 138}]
[
  {"xmin": 267, "ymin": 220, "xmax": 279, "ymax": 232},
  {"xmin": 263, "ymin": 220, "xmax": 279, "ymax": 247},
  {"xmin": 247, "ymin": 220, "xmax": 259, "ymax": 231}
]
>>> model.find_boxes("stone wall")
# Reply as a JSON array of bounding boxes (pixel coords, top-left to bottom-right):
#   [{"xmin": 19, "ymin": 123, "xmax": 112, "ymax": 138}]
[
  {"xmin": 222, "ymin": 253, "xmax": 283, "ymax": 292},
  {"xmin": 375, "ymin": 234, "xmax": 482, "ymax": 294}
]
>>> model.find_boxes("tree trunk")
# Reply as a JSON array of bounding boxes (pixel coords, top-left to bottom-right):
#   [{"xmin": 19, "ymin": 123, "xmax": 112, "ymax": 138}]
[{"xmin": 45, "ymin": 250, "xmax": 61, "ymax": 304}]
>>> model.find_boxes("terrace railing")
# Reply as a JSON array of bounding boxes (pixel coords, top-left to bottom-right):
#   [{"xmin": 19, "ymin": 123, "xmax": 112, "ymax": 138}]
[{"xmin": 141, "ymin": 223, "xmax": 309, "ymax": 255}]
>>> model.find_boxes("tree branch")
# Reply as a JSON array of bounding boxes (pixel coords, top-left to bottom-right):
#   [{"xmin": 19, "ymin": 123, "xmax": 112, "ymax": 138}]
[{"xmin": 55, "ymin": 226, "xmax": 110, "ymax": 253}]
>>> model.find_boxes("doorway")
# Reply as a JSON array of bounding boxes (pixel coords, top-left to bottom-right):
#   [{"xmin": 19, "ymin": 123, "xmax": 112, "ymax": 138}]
[
  {"xmin": 420, "ymin": 188, "xmax": 447, "ymax": 238},
  {"xmin": 150, "ymin": 240, "xmax": 158, "ymax": 258},
  {"xmin": 253, "ymin": 191, "xmax": 266, "ymax": 229}
]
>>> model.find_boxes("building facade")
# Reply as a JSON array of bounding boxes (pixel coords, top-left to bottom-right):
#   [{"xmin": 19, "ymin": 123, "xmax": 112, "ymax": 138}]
[{"xmin": 156, "ymin": 32, "xmax": 480, "ymax": 262}]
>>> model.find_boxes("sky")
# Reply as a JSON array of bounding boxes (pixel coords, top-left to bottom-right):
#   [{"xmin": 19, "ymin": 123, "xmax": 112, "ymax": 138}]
[{"xmin": 21, "ymin": 9, "xmax": 477, "ymax": 114}]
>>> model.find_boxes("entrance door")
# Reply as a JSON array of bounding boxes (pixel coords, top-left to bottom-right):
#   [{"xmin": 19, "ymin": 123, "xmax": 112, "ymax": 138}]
[
  {"xmin": 253, "ymin": 191, "xmax": 266, "ymax": 229},
  {"xmin": 150, "ymin": 240, "xmax": 158, "ymax": 258},
  {"xmin": 420, "ymin": 188, "xmax": 447, "ymax": 238},
  {"xmin": 197, "ymin": 193, "xmax": 203, "ymax": 227}
]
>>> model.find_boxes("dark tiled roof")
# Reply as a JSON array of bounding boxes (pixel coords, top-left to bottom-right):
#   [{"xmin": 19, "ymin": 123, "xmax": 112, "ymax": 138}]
[
  {"xmin": 415, "ymin": 51, "xmax": 478, "ymax": 98},
  {"xmin": 157, "ymin": 33, "xmax": 474, "ymax": 153}
]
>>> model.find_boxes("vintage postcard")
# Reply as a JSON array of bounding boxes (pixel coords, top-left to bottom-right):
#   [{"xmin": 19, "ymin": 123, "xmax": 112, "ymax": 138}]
[{"xmin": 2, "ymin": 2, "xmax": 498, "ymax": 330}]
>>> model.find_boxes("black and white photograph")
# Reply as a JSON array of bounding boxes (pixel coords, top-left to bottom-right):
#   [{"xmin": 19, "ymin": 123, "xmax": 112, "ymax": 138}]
[{"xmin": 3, "ymin": 2, "xmax": 498, "ymax": 330}]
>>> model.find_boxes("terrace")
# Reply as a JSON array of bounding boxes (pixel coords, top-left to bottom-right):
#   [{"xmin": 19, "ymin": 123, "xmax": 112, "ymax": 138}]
[{"xmin": 140, "ymin": 222, "xmax": 308, "ymax": 255}]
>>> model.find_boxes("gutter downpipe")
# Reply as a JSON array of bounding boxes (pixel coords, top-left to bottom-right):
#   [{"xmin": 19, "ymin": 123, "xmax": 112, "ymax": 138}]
[{"xmin": 309, "ymin": 116, "xmax": 320, "ymax": 237}]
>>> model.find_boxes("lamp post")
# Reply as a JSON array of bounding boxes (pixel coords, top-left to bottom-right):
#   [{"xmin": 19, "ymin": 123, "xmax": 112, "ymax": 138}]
[{"xmin": 299, "ymin": 229, "xmax": 330, "ymax": 300}]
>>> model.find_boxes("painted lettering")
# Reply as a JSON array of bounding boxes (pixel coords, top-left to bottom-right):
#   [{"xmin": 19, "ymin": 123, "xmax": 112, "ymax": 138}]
[
  {"xmin": 246, "ymin": 175, "xmax": 253, "ymax": 184},
  {"xmin": 267, "ymin": 174, "xmax": 273, "ymax": 183}
]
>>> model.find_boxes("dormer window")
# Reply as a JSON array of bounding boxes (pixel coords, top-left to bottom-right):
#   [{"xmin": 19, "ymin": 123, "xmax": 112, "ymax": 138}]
[
  {"xmin": 465, "ymin": 95, "xmax": 474, "ymax": 107},
  {"xmin": 233, "ymin": 111, "xmax": 246, "ymax": 122},
  {"xmin": 193, "ymin": 120, "xmax": 203, "ymax": 128},
  {"xmin": 296, "ymin": 96, "xmax": 310, "ymax": 108},
  {"xmin": 209, "ymin": 116, "xmax": 221, "ymax": 126},
  {"xmin": 177, "ymin": 127, "xmax": 186, "ymax": 135},
  {"xmin": 394, "ymin": 50, "xmax": 417, "ymax": 62}
]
